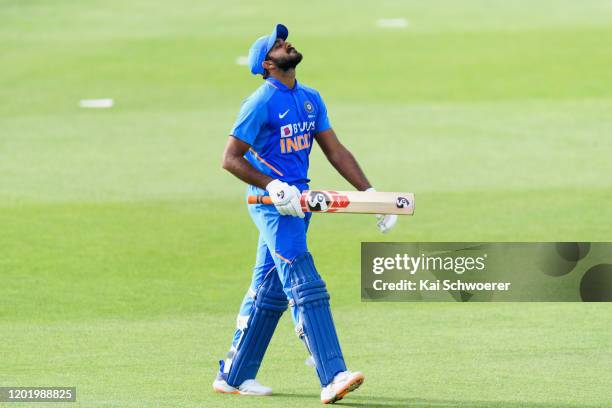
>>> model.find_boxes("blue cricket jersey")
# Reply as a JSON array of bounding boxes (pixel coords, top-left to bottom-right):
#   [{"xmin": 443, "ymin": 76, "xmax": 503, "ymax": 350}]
[{"xmin": 230, "ymin": 77, "xmax": 331, "ymax": 185}]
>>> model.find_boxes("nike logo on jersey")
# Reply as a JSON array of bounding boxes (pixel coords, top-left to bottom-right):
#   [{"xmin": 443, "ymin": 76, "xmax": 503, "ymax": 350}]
[{"xmin": 278, "ymin": 109, "xmax": 290, "ymax": 119}]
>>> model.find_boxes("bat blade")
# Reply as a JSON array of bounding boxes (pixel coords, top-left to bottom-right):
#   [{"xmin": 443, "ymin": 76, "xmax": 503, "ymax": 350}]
[
  {"xmin": 302, "ymin": 190, "xmax": 414, "ymax": 214},
  {"xmin": 247, "ymin": 190, "xmax": 415, "ymax": 215}
]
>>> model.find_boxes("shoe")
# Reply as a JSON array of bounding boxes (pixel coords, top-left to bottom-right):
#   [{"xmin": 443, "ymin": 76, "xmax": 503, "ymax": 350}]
[
  {"xmin": 213, "ymin": 378, "xmax": 272, "ymax": 396},
  {"xmin": 320, "ymin": 370, "xmax": 365, "ymax": 404}
]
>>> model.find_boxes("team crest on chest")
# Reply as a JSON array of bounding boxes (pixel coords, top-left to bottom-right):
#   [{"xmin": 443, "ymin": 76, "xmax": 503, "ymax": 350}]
[{"xmin": 304, "ymin": 100, "xmax": 314, "ymax": 113}]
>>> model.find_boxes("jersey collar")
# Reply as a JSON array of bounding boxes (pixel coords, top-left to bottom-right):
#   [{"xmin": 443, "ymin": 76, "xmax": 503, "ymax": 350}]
[{"xmin": 266, "ymin": 77, "xmax": 299, "ymax": 92}]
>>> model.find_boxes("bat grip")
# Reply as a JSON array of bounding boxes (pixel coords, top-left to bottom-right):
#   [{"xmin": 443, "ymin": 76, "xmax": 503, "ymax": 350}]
[{"xmin": 247, "ymin": 195, "xmax": 273, "ymax": 205}]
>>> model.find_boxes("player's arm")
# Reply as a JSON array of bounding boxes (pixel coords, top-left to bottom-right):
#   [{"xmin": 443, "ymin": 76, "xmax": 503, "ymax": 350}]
[
  {"xmin": 221, "ymin": 136, "xmax": 273, "ymax": 189},
  {"xmin": 221, "ymin": 136, "xmax": 304, "ymax": 218},
  {"xmin": 314, "ymin": 129, "xmax": 372, "ymax": 191},
  {"xmin": 315, "ymin": 128, "xmax": 397, "ymax": 233}
]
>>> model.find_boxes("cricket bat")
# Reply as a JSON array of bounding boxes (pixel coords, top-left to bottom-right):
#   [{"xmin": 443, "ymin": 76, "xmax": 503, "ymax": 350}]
[{"xmin": 247, "ymin": 190, "xmax": 414, "ymax": 215}]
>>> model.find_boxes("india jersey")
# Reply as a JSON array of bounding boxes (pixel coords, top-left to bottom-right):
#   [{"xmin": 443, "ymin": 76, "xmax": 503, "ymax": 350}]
[{"xmin": 230, "ymin": 78, "xmax": 331, "ymax": 184}]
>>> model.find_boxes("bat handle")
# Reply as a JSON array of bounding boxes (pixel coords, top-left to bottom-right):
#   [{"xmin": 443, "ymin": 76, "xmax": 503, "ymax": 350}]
[{"xmin": 247, "ymin": 195, "xmax": 273, "ymax": 205}]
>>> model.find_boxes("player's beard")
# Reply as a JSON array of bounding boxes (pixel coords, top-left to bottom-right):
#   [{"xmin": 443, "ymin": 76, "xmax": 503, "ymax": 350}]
[{"xmin": 269, "ymin": 50, "xmax": 303, "ymax": 71}]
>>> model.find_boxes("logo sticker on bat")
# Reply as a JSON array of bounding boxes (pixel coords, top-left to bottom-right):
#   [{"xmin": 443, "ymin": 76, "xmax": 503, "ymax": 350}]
[
  {"xmin": 303, "ymin": 190, "xmax": 351, "ymax": 212},
  {"xmin": 396, "ymin": 197, "xmax": 411, "ymax": 208},
  {"xmin": 306, "ymin": 191, "xmax": 330, "ymax": 211}
]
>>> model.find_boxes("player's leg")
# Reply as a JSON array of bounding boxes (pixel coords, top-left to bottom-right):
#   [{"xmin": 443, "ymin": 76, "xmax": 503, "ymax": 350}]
[
  {"xmin": 213, "ymin": 236, "xmax": 286, "ymax": 395},
  {"xmin": 251, "ymin": 202, "xmax": 364, "ymax": 402},
  {"xmin": 286, "ymin": 251, "xmax": 364, "ymax": 403},
  {"xmin": 279, "ymin": 236, "xmax": 364, "ymax": 403},
  {"xmin": 225, "ymin": 235, "xmax": 271, "ymax": 359}
]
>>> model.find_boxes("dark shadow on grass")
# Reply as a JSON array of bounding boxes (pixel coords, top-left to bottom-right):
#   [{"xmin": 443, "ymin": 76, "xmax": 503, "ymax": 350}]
[{"xmin": 272, "ymin": 393, "xmax": 593, "ymax": 408}]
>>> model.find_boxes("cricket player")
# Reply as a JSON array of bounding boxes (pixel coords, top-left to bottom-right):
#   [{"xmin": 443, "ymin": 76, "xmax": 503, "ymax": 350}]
[{"xmin": 214, "ymin": 23, "xmax": 397, "ymax": 404}]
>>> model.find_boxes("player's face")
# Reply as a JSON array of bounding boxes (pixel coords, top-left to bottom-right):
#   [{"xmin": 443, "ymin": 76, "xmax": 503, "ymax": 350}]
[{"xmin": 266, "ymin": 38, "xmax": 302, "ymax": 71}]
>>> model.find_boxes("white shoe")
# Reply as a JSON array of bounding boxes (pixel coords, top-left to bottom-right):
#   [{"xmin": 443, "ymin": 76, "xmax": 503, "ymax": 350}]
[
  {"xmin": 213, "ymin": 378, "xmax": 272, "ymax": 396},
  {"xmin": 320, "ymin": 370, "xmax": 365, "ymax": 404}
]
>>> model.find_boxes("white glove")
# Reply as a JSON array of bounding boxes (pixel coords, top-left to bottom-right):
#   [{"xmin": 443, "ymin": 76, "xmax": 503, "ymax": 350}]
[
  {"xmin": 266, "ymin": 179, "xmax": 305, "ymax": 218},
  {"xmin": 366, "ymin": 187, "xmax": 398, "ymax": 233},
  {"xmin": 376, "ymin": 214, "xmax": 398, "ymax": 233}
]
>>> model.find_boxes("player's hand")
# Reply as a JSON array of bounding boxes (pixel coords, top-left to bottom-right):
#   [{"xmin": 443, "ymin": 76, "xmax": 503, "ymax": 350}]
[
  {"xmin": 376, "ymin": 214, "xmax": 397, "ymax": 233},
  {"xmin": 365, "ymin": 187, "xmax": 397, "ymax": 233},
  {"xmin": 265, "ymin": 179, "xmax": 305, "ymax": 218}
]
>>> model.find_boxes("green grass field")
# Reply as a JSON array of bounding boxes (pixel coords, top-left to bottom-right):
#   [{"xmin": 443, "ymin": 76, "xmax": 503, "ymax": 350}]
[{"xmin": 1, "ymin": 0, "xmax": 612, "ymax": 406}]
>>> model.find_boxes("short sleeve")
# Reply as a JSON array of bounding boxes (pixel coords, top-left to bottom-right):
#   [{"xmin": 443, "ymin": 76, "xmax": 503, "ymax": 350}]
[
  {"xmin": 230, "ymin": 96, "xmax": 268, "ymax": 146},
  {"xmin": 315, "ymin": 92, "xmax": 331, "ymax": 134}
]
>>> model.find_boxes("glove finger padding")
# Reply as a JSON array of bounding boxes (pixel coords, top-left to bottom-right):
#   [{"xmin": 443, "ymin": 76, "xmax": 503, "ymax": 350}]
[
  {"xmin": 277, "ymin": 203, "xmax": 289, "ymax": 216},
  {"xmin": 290, "ymin": 200, "xmax": 305, "ymax": 218},
  {"xmin": 387, "ymin": 214, "xmax": 398, "ymax": 229},
  {"xmin": 290, "ymin": 186, "xmax": 305, "ymax": 218}
]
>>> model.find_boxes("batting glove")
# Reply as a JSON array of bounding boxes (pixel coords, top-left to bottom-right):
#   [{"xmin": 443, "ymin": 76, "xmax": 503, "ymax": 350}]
[
  {"xmin": 376, "ymin": 214, "xmax": 398, "ymax": 233},
  {"xmin": 366, "ymin": 187, "xmax": 398, "ymax": 233},
  {"xmin": 266, "ymin": 179, "xmax": 305, "ymax": 218}
]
